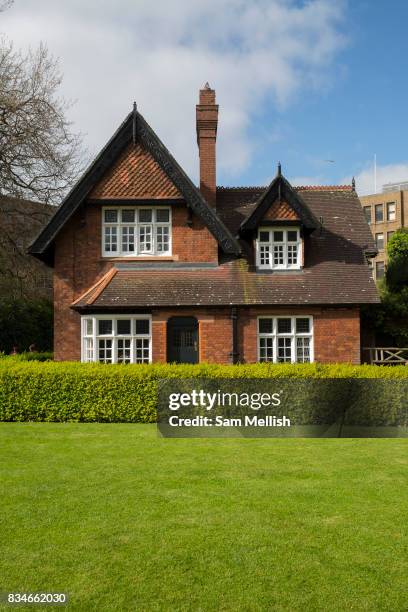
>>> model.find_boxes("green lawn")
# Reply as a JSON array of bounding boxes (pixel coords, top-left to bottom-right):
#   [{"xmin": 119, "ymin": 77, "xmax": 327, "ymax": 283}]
[{"xmin": 0, "ymin": 425, "xmax": 407, "ymax": 612}]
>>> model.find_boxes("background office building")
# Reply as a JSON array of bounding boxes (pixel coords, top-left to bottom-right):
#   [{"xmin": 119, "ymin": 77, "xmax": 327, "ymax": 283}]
[{"xmin": 360, "ymin": 181, "xmax": 408, "ymax": 280}]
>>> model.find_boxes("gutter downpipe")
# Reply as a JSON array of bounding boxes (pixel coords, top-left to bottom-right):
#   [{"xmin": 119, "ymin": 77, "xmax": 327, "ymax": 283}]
[{"xmin": 230, "ymin": 307, "xmax": 239, "ymax": 364}]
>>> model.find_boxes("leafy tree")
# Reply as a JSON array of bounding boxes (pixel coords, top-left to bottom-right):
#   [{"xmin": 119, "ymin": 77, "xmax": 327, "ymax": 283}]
[
  {"xmin": 385, "ymin": 228, "xmax": 408, "ymax": 290},
  {"xmin": 362, "ymin": 228, "xmax": 408, "ymax": 346}
]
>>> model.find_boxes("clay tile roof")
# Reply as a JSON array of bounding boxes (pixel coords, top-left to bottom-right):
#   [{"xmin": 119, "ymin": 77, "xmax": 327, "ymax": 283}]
[
  {"xmin": 217, "ymin": 186, "xmax": 267, "ymax": 191},
  {"xmin": 72, "ymin": 255, "xmax": 379, "ymax": 310},
  {"xmin": 295, "ymin": 185, "xmax": 353, "ymax": 191},
  {"xmin": 70, "ymin": 181, "xmax": 379, "ymax": 310},
  {"xmin": 89, "ymin": 143, "xmax": 183, "ymax": 199}
]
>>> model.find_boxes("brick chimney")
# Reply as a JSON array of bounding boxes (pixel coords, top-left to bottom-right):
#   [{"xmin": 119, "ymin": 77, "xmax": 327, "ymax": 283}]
[{"xmin": 196, "ymin": 83, "xmax": 218, "ymax": 207}]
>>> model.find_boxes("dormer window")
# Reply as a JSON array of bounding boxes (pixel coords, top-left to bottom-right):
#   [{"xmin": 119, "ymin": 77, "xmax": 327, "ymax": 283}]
[
  {"xmin": 102, "ymin": 206, "xmax": 171, "ymax": 257},
  {"xmin": 256, "ymin": 227, "xmax": 302, "ymax": 270}
]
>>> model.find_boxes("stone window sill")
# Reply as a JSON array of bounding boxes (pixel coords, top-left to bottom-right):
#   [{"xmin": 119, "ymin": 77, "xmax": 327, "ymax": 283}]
[{"xmin": 100, "ymin": 255, "xmax": 178, "ymax": 262}]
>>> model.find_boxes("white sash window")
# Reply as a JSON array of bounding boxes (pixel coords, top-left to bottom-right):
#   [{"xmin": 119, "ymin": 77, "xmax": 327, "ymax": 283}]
[
  {"xmin": 102, "ymin": 207, "xmax": 171, "ymax": 257},
  {"xmin": 258, "ymin": 316, "xmax": 313, "ymax": 363},
  {"xmin": 256, "ymin": 227, "xmax": 302, "ymax": 270},
  {"xmin": 81, "ymin": 315, "xmax": 152, "ymax": 364}
]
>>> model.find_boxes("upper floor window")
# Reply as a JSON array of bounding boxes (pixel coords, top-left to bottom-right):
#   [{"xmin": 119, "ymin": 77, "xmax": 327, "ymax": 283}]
[
  {"xmin": 374, "ymin": 204, "xmax": 383, "ymax": 223},
  {"xmin": 386, "ymin": 202, "xmax": 396, "ymax": 221},
  {"xmin": 102, "ymin": 207, "xmax": 171, "ymax": 257},
  {"xmin": 363, "ymin": 206, "xmax": 371, "ymax": 225},
  {"xmin": 375, "ymin": 261, "xmax": 385, "ymax": 280},
  {"xmin": 375, "ymin": 232, "xmax": 384, "ymax": 250},
  {"xmin": 256, "ymin": 227, "xmax": 302, "ymax": 270}
]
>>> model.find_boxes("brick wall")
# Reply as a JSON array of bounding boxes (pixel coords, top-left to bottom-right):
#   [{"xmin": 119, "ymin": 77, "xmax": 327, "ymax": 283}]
[
  {"xmin": 152, "ymin": 308, "xmax": 232, "ymax": 363},
  {"xmin": 171, "ymin": 206, "xmax": 218, "ymax": 262},
  {"xmin": 55, "ymin": 288, "xmax": 360, "ymax": 363},
  {"xmin": 53, "ymin": 202, "xmax": 218, "ymax": 360},
  {"xmin": 196, "ymin": 86, "xmax": 218, "ymax": 207},
  {"xmin": 313, "ymin": 307, "xmax": 360, "ymax": 364},
  {"xmin": 238, "ymin": 306, "xmax": 361, "ymax": 364},
  {"xmin": 54, "ymin": 205, "xmax": 109, "ymax": 360},
  {"xmin": 359, "ymin": 189, "xmax": 408, "ymax": 278},
  {"xmin": 150, "ymin": 305, "xmax": 360, "ymax": 365}
]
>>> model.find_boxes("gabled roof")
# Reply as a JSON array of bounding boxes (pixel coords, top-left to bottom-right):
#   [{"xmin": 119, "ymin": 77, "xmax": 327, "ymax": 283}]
[
  {"xmin": 239, "ymin": 167, "xmax": 319, "ymax": 234},
  {"xmin": 29, "ymin": 108, "xmax": 241, "ymax": 263},
  {"xmin": 217, "ymin": 184, "xmax": 377, "ymax": 259},
  {"xmin": 68, "ymin": 182, "xmax": 379, "ymax": 309}
]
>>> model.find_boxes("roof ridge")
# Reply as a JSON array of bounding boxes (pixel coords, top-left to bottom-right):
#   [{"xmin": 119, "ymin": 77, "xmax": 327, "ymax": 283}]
[
  {"xmin": 295, "ymin": 185, "xmax": 353, "ymax": 191},
  {"xmin": 217, "ymin": 186, "xmax": 267, "ymax": 191},
  {"xmin": 217, "ymin": 185, "xmax": 353, "ymax": 192}
]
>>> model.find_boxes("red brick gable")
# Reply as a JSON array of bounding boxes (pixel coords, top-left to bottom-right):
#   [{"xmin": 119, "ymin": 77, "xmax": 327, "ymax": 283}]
[
  {"xmin": 90, "ymin": 143, "xmax": 183, "ymax": 199},
  {"xmin": 261, "ymin": 199, "xmax": 299, "ymax": 222}
]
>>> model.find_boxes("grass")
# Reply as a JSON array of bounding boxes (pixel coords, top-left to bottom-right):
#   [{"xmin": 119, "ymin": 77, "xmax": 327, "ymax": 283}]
[{"xmin": 0, "ymin": 424, "xmax": 407, "ymax": 611}]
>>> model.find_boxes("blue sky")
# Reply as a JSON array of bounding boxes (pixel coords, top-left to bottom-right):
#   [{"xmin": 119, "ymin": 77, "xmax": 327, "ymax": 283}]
[
  {"xmin": 2, "ymin": 0, "xmax": 408, "ymax": 195},
  {"xmin": 260, "ymin": 0, "xmax": 408, "ymax": 193}
]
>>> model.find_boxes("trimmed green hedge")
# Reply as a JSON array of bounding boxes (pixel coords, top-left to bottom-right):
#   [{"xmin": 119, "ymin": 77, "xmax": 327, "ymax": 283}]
[
  {"xmin": 0, "ymin": 361, "xmax": 407, "ymax": 423},
  {"xmin": 0, "ymin": 352, "xmax": 53, "ymax": 362}
]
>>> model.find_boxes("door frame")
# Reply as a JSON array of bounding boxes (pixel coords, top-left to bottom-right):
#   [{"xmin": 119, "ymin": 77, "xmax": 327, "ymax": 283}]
[{"xmin": 167, "ymin": 316, "xmax": 199, "ymax": 364}]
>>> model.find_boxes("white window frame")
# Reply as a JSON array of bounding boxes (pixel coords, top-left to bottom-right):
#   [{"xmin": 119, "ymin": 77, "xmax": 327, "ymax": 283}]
[
  {"xmin": 256, "ymin": 227, "xmax": 302, "ymax": 270},
  {"xmin": 81, "ymin": 315, "xmax": 152, "ymax": 364},
  {"xmin": 257, "ymin": 316, "xmax": 314, "ymax": 363},
  {"xmin": 102, "ymin": 206, "xmax": 172, "ymax": 257}
]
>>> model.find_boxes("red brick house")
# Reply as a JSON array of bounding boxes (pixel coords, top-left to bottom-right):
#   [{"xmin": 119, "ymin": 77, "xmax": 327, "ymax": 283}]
[{"xmin": 30, "ymin": 85, "xmax": 379, "ymax": 365}]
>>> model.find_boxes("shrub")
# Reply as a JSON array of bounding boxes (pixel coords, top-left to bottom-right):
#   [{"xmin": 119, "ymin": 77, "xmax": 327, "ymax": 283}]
[
  {"xmin": 362, "ymin": 228, "xmax": 408, "ymax": 346},
  {"xmin": 0, "ymin": 351, "xmax": 53, "ymax": 362},
  {"xmin": 0, "ymin": 361, "xmax": 407, "ymax": 423},
  {"xmin": 0, "ymin": 298, "xmax": 52, "ymax": 354}
]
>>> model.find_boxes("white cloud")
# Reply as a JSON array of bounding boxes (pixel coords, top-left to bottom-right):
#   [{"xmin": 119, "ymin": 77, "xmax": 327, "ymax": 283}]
[
  {"xmin": 342, "ymin": 163, "xmax": 408, "ymax": 196},
  {"xmin": 1, "ymin": 0, "xmax": 347, "ymax": 182}
]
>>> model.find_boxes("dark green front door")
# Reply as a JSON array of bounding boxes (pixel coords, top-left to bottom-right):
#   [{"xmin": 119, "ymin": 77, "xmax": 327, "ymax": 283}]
[{"xmin": 167, "ymin": 317, "xmax": 199, "ymax": 364}]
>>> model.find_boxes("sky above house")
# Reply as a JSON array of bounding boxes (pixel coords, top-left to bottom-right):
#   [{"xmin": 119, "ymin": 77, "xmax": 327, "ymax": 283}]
[{"xmin": 1, "ymin": 0, "xmax": 408, "ymax": 196}]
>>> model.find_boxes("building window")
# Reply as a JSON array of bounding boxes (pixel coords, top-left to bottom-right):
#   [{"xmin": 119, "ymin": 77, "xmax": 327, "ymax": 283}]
[
  {"xmin": 363, "ymin": 206, "xmax": 371, "ymax": 225},
  {"xmin": 102, "ymin": 207, "xmax": 171, "ymax": 257},
  {"xmin": 386, "ymin": 202, "xmax": 396, "ymax": 221},
  {"xmin": 374, "ymin": 204, "xmax": 383, "ymax": 223},
  {"xmin": 375, "ymin": 233, "xmax": 384, "ymax": 250},
  {"xmin": 375, "ymin": 261, "xmax": 385, "ymax": 280},
  {"xmin": 258, "ymin": 316, "xmax": 313, "ymax": 363},
  {"xmin": 256, "ymin": 228, "xmax": 302, "ymax": 270},
  {"xmin": 387, "ymin": 231, "xmax": 395, "ymax": 243},
  {"xmin": 81, "ymin": 315, "xmax": 151, "ymax": 363}
]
